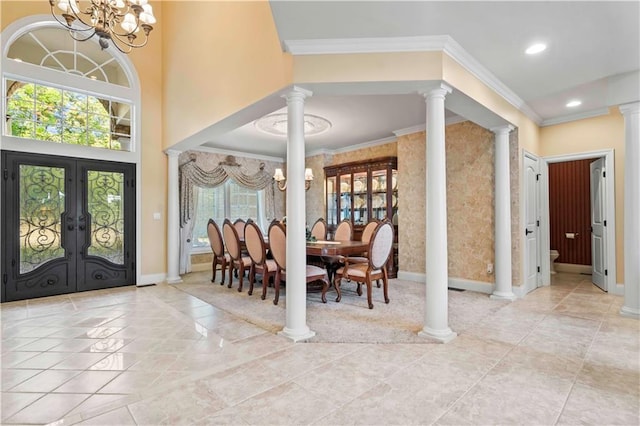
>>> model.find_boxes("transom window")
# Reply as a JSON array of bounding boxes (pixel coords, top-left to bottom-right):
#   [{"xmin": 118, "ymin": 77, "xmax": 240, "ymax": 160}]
[
  {"xmin": 191, "ymin": 180, "xmax": 267, "ymax": 249},
  {"xmin": 3, "ymin": 24, "xmax": 134, "ymax": 153}
]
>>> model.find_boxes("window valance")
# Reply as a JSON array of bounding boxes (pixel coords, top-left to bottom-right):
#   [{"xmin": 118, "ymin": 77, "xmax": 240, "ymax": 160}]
[{"xmin": 180, "ymin": 155, "xmax": 275, "ymax": 226}]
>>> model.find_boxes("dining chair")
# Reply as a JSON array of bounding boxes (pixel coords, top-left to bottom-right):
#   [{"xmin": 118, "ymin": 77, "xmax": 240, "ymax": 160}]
[
  {"xmin": 268, "ymin": 221, "xmax": 330, "ymax": 305},
  {"xmin": 222, "ymin": 218, "xmax": 252, "ymax": 292},
  {"xmin": 333, "ymin": 218, "xmax": 353, "ymax": 241},
  {"xmin": 310, "ymin": 217, "xmax": 327, "ymax": 240},
  {"xmin": 244, "ymin": 219, "xmax": 278, "ymax": 298},
  {"xmin": 206, "ymin": 219, "xmax": 229, "ymax": 285},
  {"xmin": 344, "ymin": 219, "xmax": 382, "ymax": 287},
  {"xmin": 332, "ymin": 220, "xmax": 394, "ymax": 309}
]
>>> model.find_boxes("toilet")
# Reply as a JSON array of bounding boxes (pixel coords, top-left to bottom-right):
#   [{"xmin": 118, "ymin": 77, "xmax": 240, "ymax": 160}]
[{"xmin": 550, "ymin": 250, "xmax": 560, "ymax": 274}]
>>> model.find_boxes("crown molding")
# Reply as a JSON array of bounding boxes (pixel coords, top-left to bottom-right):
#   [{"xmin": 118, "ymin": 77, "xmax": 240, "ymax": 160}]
[
  {"xmin": 193, "ymin": 145, "xmax": 285, "ymax": 163},
  {"xmin": 541, "ymin": 107, "xmax": 610, "ymax": 127},
  {"xmin": 393, "ymin": 124, "xmax": 425, "ymax": 137},
  {"xmin": 283, "ymin": 35, "xmax": 542, "ymax": 126},
  {"xmin": 307, "ymin": 135, "xmax": 397, "ymax": 157}
]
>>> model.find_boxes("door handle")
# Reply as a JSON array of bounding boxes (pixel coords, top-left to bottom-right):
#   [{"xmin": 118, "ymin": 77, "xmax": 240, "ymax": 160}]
[
  {"xmin": 525, "ymin": 229, "xmax": 533, "ymax": 235},
  {"xmin": 79, "ymin": 225, "xmax": 86, "ymax": 231},
  {"xmin": 68, "ymin": 225, "xmax": 74, "ymax": 231}
]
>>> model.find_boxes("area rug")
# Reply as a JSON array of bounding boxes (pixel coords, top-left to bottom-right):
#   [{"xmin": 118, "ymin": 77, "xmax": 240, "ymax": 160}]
[{"xmin": 173, "ymin": 271, "xmax": 509, "ymax": 344}]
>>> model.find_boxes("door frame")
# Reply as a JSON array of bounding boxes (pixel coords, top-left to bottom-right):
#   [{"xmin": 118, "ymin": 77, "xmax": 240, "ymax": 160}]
[{"xmin": 540, "ymin": 149, "xmax": 617, "ymax": 291}]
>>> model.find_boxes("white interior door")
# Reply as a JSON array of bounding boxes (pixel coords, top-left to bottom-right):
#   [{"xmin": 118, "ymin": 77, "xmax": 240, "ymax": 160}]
[
  {"xmin": 524, "ymin": 154, "xmax": 540, "ymax": 292},
  {"xmin": 590, "ymin": 158, "xmax": 606, "ymax": 291}
]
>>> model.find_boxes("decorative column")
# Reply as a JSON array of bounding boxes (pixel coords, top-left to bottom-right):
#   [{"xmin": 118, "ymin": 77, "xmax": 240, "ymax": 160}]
[
  {"xmin": 166, "ymin": 149, "xmax": 182, "ymax": 284},
  {"xmin": 278, "ymin": 86, "xmax": 316, "ymax": 341},
  {"xmin": 620, "ymin": 102, "xmax": 640, "ymax": 318},
  {"xmin": 419, "ymin": 83, "xmax": 457, "ymax": 343},
  {"xmin": 490, "ymin": 125, "xmax": 517, "ymax": 301}
]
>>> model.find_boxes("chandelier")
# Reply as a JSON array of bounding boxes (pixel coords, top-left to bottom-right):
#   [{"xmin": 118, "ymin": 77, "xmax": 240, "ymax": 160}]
[{"xmin": 49, "ymin": 0, "xmax": 156, "ymax": 54}]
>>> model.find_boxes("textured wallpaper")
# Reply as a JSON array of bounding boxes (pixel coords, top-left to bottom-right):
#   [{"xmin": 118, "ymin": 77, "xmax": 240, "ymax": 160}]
[{"xmin": 398, "ymin": 122, "xmax": 520, "ymax": 285}]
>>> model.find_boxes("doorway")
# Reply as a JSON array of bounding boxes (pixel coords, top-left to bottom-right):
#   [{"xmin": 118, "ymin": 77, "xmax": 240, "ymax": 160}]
[
  {"xmin": 2, "ymin": 151, "xmax": 136, "ymax": 302},
  {"xmin": 541, "ymin": 150, "xmax": 617, "ymax": 291}
]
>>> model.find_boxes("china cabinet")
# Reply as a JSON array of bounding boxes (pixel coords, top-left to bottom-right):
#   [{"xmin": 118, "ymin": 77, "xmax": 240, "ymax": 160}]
[{"xmin": 324, "ymin": 157, "xmax": 398, "ymax": 277}]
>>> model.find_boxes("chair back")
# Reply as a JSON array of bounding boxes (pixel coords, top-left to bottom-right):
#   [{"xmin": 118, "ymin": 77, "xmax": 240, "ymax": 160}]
[
  {"xmin": 310, "ymin": 218, "xmax": 327, "ymax": 240},
  {"xmin": 361, "ymin": 220, "xmax": 379, "ymax": 243},
  {"xmin": 244, "ymin": 219, "xmax": 266, "ymax": 265},
  {"xmin": 233, "ymin": 218, "xmax": 246, "ymax": 239},
  {"xmin": 368, "ymin": 220, "xmax": 394, "ymax": 270},
  {"xmin": 334, "ymin": 219, "xmax": 353, "ymax": 241},
  {"xmin": 223, "ymin": 219, "xmax": 241, "ymax": 260},
  {"xmin": 268, "ymin": 221, "xmax": 287, "ymax": 271},
  {"xmin": 207, "ymin": 219, "xmax": 225, "ymax": 257}
]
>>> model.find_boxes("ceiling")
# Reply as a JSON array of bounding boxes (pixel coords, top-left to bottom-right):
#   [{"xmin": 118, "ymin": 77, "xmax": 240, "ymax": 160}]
[{"xmin": 200, "ymin": 1, "xmax": 640, "ymax": 158}]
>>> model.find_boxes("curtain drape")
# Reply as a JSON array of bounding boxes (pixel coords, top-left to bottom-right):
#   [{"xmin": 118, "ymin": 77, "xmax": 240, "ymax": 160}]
[{"xmin": 178, "ymin": 156, "xmax": 276, "ymax": 273}]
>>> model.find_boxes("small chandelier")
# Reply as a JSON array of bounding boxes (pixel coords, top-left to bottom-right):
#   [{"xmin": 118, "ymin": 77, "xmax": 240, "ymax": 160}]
[
  {"xmin": 49, "ymin": 0, "xmax": 157, "ymax": 54},
  {"xmin": 273, "ymin": 168, "xmax": 314, "ymax": 191}
]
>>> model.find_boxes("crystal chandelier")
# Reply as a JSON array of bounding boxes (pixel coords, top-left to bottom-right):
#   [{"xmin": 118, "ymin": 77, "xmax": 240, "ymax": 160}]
[{"xmin": 49, "ymin": 0, "xmax": 156, "ymax": 53}]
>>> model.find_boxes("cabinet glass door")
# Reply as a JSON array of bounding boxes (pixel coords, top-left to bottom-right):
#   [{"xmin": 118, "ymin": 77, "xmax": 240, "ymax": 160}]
[
  {"xmin": 339, "ymin": 174, "xmax": 352, "ymax": 221},
  {"xmin": 353, "ymin": 171, "xmax": 367, "ymax": 225},
  {"xmin": 371, "ymin": 169, "xmax": 387, "ymax": 220},
  {"xmin": 391, "ymin": 168, "xmax": 398, "ymax": 220},
  {"xmin": 326, "ymin": 176, "xmax": 337, "ymax": 226}
]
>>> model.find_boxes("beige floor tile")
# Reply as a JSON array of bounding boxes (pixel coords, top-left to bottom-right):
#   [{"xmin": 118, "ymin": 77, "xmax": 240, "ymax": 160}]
[
  {"xmin": 12, "ymin": 351, "xmax": 70, "ymax": 369},
  {"xmin": 98, "ymin": 370, "xmax": 162, "ymax": 394},
  {"xmin": 67, "ymin": 393, "xmax": 131, "ymax": 417},
  {"xmin": 10, "ymin": 369, "xmax": 81, "ymax": 392},
  {"xmin": 50, "ymin": 352, "xmax": 110, "ymax": 370},
  {"xmin": 1, "ymin": 391, "xmax": 44, "ymax": 421},
  {"xmin": 558, "ymin": 383, "xmax": 640, "ymax": 425},
  {"xmin": 1, "ymin": 368, "xmax": 41, "ymax": 390},
  {"xmin": 53, "ymin": 370, "xmax": 121, "ymax": 393},
  {"xmin": 75, "ymin": 406, "xmax": 137, "ymax": 425},
  {"xmin": 88, "ymin": 351, "xmax": 141, "ymax": 371},
  {"xmin": 4, "ymin": 392, "xmax": 90, "ymax": 424}
]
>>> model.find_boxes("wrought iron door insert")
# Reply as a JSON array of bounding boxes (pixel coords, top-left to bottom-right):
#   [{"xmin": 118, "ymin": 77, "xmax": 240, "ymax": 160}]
[{"xmin": 2, "ymin": 151, "xmax": 136, "ymax": 302}]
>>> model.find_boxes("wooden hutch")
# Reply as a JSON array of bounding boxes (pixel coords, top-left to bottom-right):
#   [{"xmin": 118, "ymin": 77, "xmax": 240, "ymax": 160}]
[{"xmin": 324, "ymin": 156, "xmax": 398, "ymax": 277}]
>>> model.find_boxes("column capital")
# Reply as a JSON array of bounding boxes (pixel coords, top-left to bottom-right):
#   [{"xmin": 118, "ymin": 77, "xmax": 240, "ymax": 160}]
[
  {"xmin": 490, "ymin": 124, "xmax": 515, "ymax": 135},
  {"xmin": 282, "ymin": 86, "xmax": 313, "ymax": 102},
  {"xmin": 420, "ymin": 82, "xmax": 453, "ymax": 100},
  {"xmin": 620, "ymin": 101, "xmax": 640, "ymax": 116},
  {"xmin": 165, "ymin": 149, "xmax": 181, "ymax": 158}
]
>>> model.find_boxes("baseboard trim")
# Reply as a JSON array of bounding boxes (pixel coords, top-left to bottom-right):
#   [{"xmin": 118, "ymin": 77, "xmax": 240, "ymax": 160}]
[
  {"xmin": 139, "ymin": 273, "xmax": 166, "ymax": 286},
  {"xmin": 555, "ymin": 263, "xmax": 592, "ymax": 274},
  {"xmin": 610, "ymin": 283, "xmax": 625, "ymax": 296},
  {"xmin": 396, "ymin": 271, "xmax": 494, "ymax": 294}
]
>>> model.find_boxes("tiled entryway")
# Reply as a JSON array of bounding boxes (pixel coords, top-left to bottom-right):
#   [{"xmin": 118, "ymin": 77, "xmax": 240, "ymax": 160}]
[{"xmin": 1, "ymin": 273, "xmax": 638, "ymax": 425}]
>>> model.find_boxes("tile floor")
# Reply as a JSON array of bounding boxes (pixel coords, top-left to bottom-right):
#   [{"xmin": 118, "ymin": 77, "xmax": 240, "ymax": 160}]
[{"xmin": 1, "ymin": 272, "xmax": 638, "ymax": 425}]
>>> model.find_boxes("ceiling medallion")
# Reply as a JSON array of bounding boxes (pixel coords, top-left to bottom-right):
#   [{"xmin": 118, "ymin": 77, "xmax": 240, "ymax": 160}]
[{"xmin": 254, "ymin": 113, "xmax": 332, "ymax": 137}]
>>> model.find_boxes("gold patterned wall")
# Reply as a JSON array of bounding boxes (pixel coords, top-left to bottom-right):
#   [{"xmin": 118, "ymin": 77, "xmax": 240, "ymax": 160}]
[
  {"xmin": 331, "ymin": 142, "xmax": 398, "ymax": 165},
  {"xmin": 397, "ymin": 122, "xmax": 520, "ymax": 285}
]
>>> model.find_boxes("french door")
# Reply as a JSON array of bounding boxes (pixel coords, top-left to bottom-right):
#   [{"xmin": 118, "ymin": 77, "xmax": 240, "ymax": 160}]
[{"xmin": 2, "ymin": 151, "xmax": 136, "ymax": 302}]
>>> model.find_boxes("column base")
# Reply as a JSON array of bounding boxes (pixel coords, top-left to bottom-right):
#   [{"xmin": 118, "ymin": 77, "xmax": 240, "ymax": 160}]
[
  {"xmin": 418, "ymin": 326, "xmax": 457, "ymax": 343},
  {"xmin": 620, "ymin": 306, "xmax": 640, "ymax": 319},
  {"xmin": 278, "ymin": 327, "xmax": 316, "ymax": 342},
  {"xmin": 490, "ymin": 291, "xmax": 517, "ymax": 301},
  {"xmin": 166, "ymin": 276, "xmax": 183, "ymax": 284}
]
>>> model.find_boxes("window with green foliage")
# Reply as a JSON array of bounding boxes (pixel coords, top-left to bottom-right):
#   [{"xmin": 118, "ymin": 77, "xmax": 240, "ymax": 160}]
[
  {"xmin": 191, "ymin": 180, "xmax": 267, "ymax": 249},
  {"xmin": 5, "ymin": 80, "xmax": 131, "ymax": 150}
]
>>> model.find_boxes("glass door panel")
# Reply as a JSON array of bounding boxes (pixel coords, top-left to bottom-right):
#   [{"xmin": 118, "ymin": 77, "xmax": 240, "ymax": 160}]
[
  {"xmin": 339, "ymin": 174, "xmax": 352, "ymax": 221},
  {"xmin": 326, "ymin": 176, "xmax": 337, "ymax": 226},
  {"xmin": 353, "ymin": 171, "xmax": 367, "ymax": 225},
  {"xmin": 18, "ymin": 165, "xmax": 66, "ymax": 273},
  {"xmin": 86, "ymin": 171, "xmax": 125, "ymax": 264}
]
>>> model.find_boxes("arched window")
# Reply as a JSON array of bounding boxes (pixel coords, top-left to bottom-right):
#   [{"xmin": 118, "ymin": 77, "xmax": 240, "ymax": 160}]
[{"xmin": 2, "ymin": 17, "xmax": 140, "ymax": 159}]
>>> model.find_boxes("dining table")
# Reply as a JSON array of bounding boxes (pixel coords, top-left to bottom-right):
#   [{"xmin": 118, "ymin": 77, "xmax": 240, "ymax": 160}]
[{"xmin": 305, "ymin": 240, "xmax": 369, "ymax": 283}]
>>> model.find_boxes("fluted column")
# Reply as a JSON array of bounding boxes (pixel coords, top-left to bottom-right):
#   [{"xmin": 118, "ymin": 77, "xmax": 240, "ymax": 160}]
[
  {"xmin": 491, "ymin": 125, "xmax": 517, "ymax": 301},
  {"xmin": 620, "ymin": 102, "xmax": 640, "ymax": 318},
  {"xmin": 166, "ymin": 149, "xmax": 182, "ymax": 284},
  {"xmin": 278, "ymin": 86, "xmax": 316, "ymax": 341},
  {"xmin": 419, "ymin": 83, "xmax": 457, "ymax": 343}
]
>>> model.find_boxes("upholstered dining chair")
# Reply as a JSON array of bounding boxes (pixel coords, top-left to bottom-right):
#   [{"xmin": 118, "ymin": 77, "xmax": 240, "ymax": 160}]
[
  {"xmin": 233, "ymin": 218, "xmax": 249, "ymax": 258},
  {"xmin": 222, "ymin": 218, "xmax": 252, "ymax": 292},
  {"xmin": 268, "ymin": 221, "xmax": 330, "ymax": 306},
  {"xmin": 206, "ymin": 219, "xmax": 229, "ymax": 285},
  {"xmin": 244, "ymin": 219, "xmax": 278, "ymax": 299},
  {"xmin": 332, "ymin": 220, "xmax": 394, "ymax": 309},
  {"xmin": 310, "ymin": 217, "xmax": 327, "ymax": 240},
  {"xmin": 333, "ymin": 218, "xmax": 353, "ymax": 242},
  {"xmin": 344, "ymin": 219, "xmax": 382, "ymax": 287}
]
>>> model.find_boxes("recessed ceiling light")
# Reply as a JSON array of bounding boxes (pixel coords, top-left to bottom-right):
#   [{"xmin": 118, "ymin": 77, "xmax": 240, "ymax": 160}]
[
  {"xmin": 525, "ymin": 43, "xmax": 547, "ymax": 55},
  {"xmin": 566, "ymin": 100, "xmax": 582, "ymax": 108}
]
